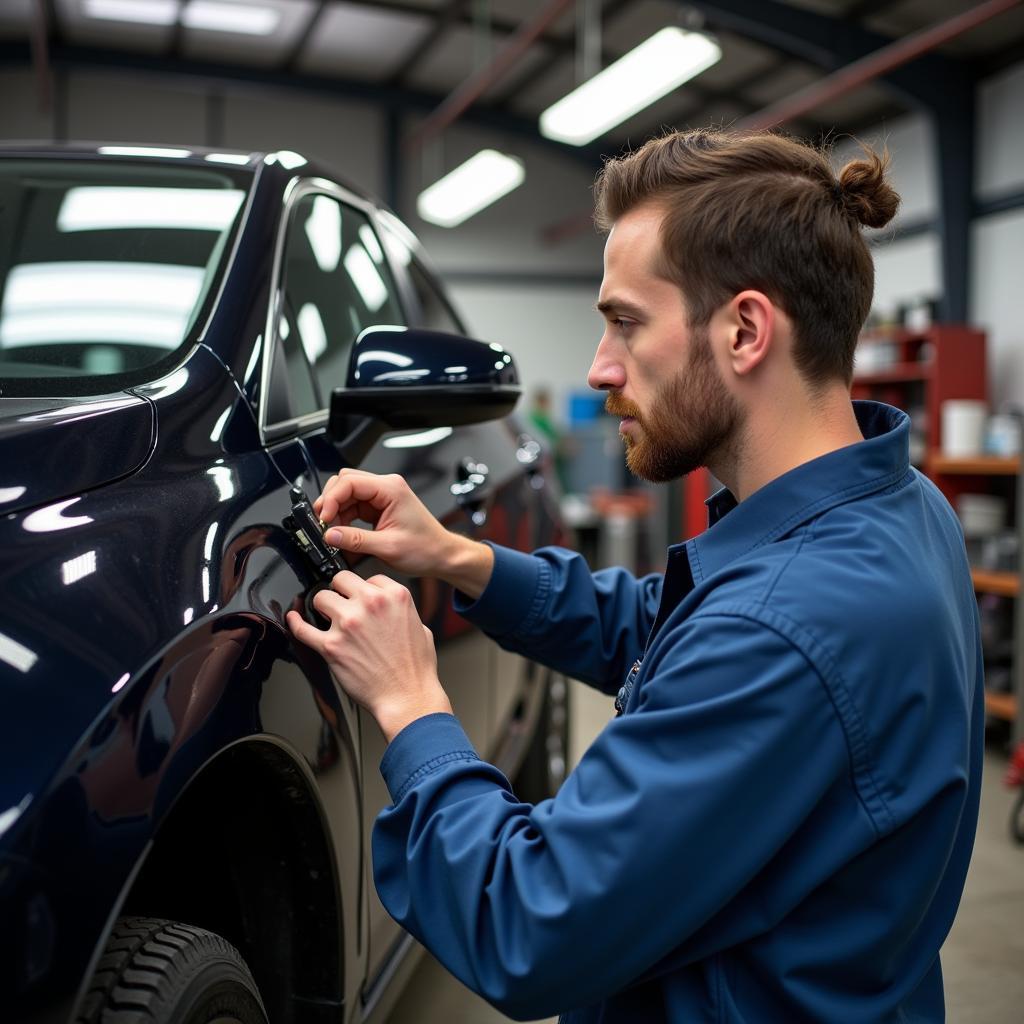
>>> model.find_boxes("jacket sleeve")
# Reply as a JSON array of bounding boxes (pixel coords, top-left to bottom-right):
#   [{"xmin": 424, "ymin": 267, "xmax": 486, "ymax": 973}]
[
  {"xmin": 372, "ymin": 613, "xmax": 849, "ymax": 1021},
  {"xmin": 453, "ymin": 543, "xmax": 664, "ymax": 694}
]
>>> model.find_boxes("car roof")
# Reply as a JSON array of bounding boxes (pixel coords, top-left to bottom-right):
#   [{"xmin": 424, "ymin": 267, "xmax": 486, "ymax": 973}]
[{"xmin": 0, "ymin": 141, "xmax": 375, "ymax": 204}]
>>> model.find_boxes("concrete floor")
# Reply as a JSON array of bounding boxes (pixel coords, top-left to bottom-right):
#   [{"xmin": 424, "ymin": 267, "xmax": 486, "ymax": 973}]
[{"xmin": 390, "ymin": 682, "xmax": 1024, "ymax": 1023}]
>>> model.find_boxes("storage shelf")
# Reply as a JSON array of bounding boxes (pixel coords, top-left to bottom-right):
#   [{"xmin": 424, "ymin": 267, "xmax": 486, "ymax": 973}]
[
  {"xmin": 852, "ymin": 362, "xmax": 932, "ymax": 384},
  {"xmin": 972, "ymin": 569, "xmax": 1020, "ymax": 597},
  {"xmin": 985, "ymin": 689, "xmax": 1018, "ymax": 722},
  {"xmin": 927, "ymin": 453, "xmax": 1020, "ymax": 476}
]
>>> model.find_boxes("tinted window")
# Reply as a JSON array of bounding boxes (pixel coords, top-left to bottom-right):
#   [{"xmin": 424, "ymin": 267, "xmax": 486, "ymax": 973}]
[
  {"xmin": 408, "ymin": 259, "xmax": 462, "ymax": 334},
  {"xmin": 276, "ymin": 194, "xmax": 405, "ymax": 416},
  {"xmin": 0, "ymin": 160, "xmax": 247, "ymax": 391}
]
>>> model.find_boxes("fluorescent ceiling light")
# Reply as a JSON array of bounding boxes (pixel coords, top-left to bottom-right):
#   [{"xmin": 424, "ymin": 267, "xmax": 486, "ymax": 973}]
[
  {"xmin": 540, "ymin": 27, "xmax": 721, "ymax": 146},
  {"xmin": 58, "ymin": 187, "xmax": 244, "ymax": 232},
  {"xmin": 182, "ymin": 1, "xmax": 280, "ymax": 36},
  {"xmin": 83, "ymin": 0, "xmax": 179, "ymax": 26},
  {"xmin": 417, "ymin": 150, "xmax": 525, "ymax": 229}
]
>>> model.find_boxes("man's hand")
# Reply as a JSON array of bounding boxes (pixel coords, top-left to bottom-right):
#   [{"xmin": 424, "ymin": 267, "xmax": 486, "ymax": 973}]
[
  {"xmin": 287, "ymin": 571, "xmax": 452, "ymax": 742},
  {"xmin": 315, "ymin": 469, "xmax": 494, "ymax": 600}
]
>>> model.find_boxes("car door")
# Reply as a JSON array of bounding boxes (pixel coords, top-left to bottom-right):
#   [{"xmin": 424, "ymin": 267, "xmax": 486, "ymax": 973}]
[{"xmin": 263, "ymin": 182, "xmax": 522, "ymax": 989}]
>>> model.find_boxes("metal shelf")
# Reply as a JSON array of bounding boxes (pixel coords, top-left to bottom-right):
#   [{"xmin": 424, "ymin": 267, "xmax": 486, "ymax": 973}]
[{"xmin": 928, "ymin": 453, "xmax": 1020, "ymax": 476}]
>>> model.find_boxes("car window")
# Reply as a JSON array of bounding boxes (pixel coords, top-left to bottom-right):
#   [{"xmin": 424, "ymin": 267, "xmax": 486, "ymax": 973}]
[
  {"xmin": 0, "ymin": 159, "xmax": 248, "ymax": 394},
  {"xmin": 407, "ymin": 258, "xmax": 462, "ymax": 334},
  {"xmin": 276, "ymin": 194, "xmax": 405, "ymax": 417}
]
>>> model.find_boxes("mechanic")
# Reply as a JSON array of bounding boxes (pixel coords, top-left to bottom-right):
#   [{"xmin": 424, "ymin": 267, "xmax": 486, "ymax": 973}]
[{"xmin": 287, "ymin": 129, "xmax": 983, "ymax": 1023}]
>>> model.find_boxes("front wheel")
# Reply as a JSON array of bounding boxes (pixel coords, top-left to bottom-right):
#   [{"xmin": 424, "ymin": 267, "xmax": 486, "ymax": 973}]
[{"xmin": 76, "ymin": 917, "xmax": 268, "ymax": 1024}]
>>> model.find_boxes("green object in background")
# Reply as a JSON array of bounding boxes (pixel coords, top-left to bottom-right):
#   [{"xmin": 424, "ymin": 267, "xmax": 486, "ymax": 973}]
[{"xmin": 527, "ymin": 388, "xmax": 569, "ymax": 491}]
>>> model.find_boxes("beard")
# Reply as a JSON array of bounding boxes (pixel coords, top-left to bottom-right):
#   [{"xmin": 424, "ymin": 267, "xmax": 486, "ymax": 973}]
[{"xmin": 605, "ymin": 327, "xmax": 742, "ymax": 483}]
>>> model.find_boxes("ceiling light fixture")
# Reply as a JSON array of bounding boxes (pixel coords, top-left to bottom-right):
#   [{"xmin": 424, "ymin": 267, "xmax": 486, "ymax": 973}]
[
  {"xmin": 417, "ymin": 150, "xmax": 525, "ymax": 229},
  {"xmin": 539, "ymin": 26, "xmax": 722, "ymax": 146},
  {"xmin": 83, "ymin": 0, "xmax": 179, "ymax": 26},
  {"xmin": 181, "ymin": 1, "xmax": 281, "ymax": 35}
]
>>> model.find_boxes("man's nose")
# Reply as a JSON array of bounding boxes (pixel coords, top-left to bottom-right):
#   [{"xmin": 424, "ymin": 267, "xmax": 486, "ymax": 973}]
[{"xmin": 587, "ymin": 335, "xmax": 626, "ymax": 392}]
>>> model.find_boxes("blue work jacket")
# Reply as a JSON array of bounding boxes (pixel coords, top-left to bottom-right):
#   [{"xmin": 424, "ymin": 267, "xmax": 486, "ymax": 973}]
[{"xmin": 372, "ymin": 401, "xmax": 984, "ymax": 1022}]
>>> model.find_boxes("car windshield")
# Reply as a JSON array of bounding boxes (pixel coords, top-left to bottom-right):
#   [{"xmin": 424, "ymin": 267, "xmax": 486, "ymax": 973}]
[{"xmin": 0, "ymin": 158, "xmax": 249, "ymax": 392}]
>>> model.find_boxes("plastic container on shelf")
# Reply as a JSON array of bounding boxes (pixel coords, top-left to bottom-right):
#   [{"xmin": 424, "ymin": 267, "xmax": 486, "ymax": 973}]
[
  {"xmin": 985, "ymin": 412, "xmax": 1023, "ymax": 456},
  {"xmin": 942, "ymin": 399, "xmax": 988, "ymax": 457}
]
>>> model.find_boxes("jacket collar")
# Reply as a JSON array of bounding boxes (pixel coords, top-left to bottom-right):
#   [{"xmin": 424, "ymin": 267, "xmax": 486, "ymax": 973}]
[{"xmin": 683, "ymin": 401, "xmax": 912, "ymax": 584}]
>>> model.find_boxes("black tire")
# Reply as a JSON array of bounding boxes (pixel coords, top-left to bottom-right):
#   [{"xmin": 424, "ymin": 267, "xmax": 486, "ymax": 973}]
[
  {"xmin": 76, "ymin": 917, "xmax": 268, "ymax": 1024},
  {"xmin": 516, "ymin": 671, "xmax": 571, "ymax": 803}
]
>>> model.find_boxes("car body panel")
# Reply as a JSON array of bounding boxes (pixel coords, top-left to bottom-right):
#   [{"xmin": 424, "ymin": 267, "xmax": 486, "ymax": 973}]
[{"xmin": 0, "ymin": 144, "xmax": 565, "ymax": 1024}]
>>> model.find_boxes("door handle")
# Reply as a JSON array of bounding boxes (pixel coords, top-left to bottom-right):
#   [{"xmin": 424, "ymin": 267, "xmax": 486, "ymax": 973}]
[{"xmin": 451, "ymin": 458, "xmax": 490, "ymax": 525}]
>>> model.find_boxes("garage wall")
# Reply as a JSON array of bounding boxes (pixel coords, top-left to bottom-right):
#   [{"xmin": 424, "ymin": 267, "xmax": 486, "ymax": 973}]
[
  {"xmin": 0, "ymin": 58, "xmax": 1021, "ymax": 413},
  {"xmin": 842, "ymin": 61, "xmax": 1024, "ymax": 409}
]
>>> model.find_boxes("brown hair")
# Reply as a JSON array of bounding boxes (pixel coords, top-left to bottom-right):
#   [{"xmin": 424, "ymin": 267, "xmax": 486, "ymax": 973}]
[{"xmin": 593, "ymin": 129, "xmax": 900, "ymax": 386}]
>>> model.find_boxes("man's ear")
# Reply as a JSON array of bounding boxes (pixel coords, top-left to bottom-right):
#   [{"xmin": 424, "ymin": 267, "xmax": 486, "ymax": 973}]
[{"xmin": 725, "ymin": 290, "xmax": 774, "ymax": 377}]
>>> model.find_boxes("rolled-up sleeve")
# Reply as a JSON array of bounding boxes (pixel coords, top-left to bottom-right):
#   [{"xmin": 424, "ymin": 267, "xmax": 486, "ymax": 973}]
[
  {"xmin": 372, "ymin": 613, "xmax": 850, "ymax": 1021},
  {"xmin": 454, "ymin": 544, "xmax": 664, "ymax": 693}
]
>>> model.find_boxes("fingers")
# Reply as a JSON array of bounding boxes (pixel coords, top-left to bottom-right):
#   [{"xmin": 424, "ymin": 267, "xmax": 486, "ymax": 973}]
[
  {"xmin": 286, "ymin": 609, "xmax": 325, "ymax": 649},
  {"xmin": 323, "ymin": 525, "xmax": 375, "ymax": 555},
  {"xmin": 317, "ymin": 469, "xmax": 402, "ymax": 524},
  {"xmin": 328, "ymin": 569, "xmax": 365, "ymax": 598}
]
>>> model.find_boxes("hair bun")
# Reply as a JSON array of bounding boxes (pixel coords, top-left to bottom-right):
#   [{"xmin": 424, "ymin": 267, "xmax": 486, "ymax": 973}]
[{"xmin": 836, "ymin": 146, "xmax": 900, "ymax": 229}]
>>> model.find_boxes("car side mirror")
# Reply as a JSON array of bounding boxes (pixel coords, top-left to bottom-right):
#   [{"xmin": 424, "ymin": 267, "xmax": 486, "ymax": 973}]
[{"xmin": 329, "ymin": 326, "xmax": 521, "ymax": 463}]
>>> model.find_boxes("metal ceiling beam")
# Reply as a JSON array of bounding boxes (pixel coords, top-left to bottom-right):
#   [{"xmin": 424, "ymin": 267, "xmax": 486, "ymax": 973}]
[
  {"xmin": 281, "ymin": 0, "xmax": 329, "ymax": 73},
  {"xmin": 405, "ymin": 0, "xmax": 577, "ymax": 155},
  {"xmin": 674, "ymin": 0, "xmax": 1024, "ymax": 323},
  {"xmin": 737, "ymin": 0, "xmax": 1021, "ymax": 131},
  {"xmin": 487, "ymin": 0, "xmax": 632, "ymax": 107},
  {"xmin": 30, "ymin": 0, "xmax": 53, "ymax": 113},
  {"xmin": 388, "ymin": 0, "xmax": 469, "ymax": 88},
  {"xmin": 0, "ymin": 39, "xmax": 603, "ymax": 169},
  {"xmin": 843, "ymin": 0, "xmax": 901, "ymax": 21}
]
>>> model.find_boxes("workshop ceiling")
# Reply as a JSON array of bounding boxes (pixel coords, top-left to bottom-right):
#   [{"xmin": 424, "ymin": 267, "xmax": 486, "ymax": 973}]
[{"xmin": 2, "ymin": 0, "xmax": 1024, "ymax": 150}]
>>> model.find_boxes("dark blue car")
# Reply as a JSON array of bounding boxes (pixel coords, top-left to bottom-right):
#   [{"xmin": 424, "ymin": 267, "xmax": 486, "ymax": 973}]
[{"xmin": 0, "ymin": 144, "xmax": 568, "ymax": 1024}]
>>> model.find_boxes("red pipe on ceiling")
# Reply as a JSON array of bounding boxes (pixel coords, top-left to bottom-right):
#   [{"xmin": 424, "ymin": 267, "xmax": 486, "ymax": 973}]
[
  {"xmin": 739, "ymin": 0, "xmax": 1023, "ymax": 132},
  {"xmin": 405, "ymin": 0, "xmax": 577, "ymax": 155}
]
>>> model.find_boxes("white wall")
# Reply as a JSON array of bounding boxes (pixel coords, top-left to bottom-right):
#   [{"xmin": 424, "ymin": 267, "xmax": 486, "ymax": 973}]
[
  {"xmin": 835, "ymin": 60, "xmax": 1024, "ymax": 409},
  {"xmin": 971, "ymin": 208, "xmax": 1024, "ymax": 410},
  {"xmin": 835, "ymin": 114, "xmax": 938, "ymax": 228},
  {"xmin": 449, "ymin": 282, "xmax": 601, "ymax": 423},
  {"xmin": 976, "ymin": 60, "xmax": 1024, "ymax": 200}
]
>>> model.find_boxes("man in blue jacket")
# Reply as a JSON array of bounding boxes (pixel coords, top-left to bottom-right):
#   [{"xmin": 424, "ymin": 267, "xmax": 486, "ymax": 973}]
[{"xmin": 288, "ymin": 129, "xmax": 983, "ymax": 1022}]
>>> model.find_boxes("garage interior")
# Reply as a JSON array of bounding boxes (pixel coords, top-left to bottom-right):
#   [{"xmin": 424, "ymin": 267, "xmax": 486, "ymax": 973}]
[{"xmin": 2, "ymin": 0, "xmax": 1024, "ymax": 1021}]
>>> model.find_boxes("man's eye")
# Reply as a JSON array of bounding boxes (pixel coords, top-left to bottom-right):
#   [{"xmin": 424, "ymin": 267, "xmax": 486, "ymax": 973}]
[{"xmin": 613, "ymin": 318, "xmax": 635, "ymax": 330}]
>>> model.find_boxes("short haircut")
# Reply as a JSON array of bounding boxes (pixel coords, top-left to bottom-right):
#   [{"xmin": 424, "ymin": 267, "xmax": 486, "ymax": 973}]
[{"xmin": 593, "ymin": 129, "xmax": 900, "ymax": 387}]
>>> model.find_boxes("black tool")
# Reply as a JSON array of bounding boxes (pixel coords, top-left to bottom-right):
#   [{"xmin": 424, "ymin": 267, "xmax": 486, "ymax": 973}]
[{"xmin": 282, "ymin": 486, "xmax": 349, "ymax": 626}]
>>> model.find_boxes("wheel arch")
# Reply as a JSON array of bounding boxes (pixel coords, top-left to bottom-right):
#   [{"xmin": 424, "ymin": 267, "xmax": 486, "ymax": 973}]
[{"xmin": 78, "ymin": 736, "xmax": 345, "ymax": 1024}]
